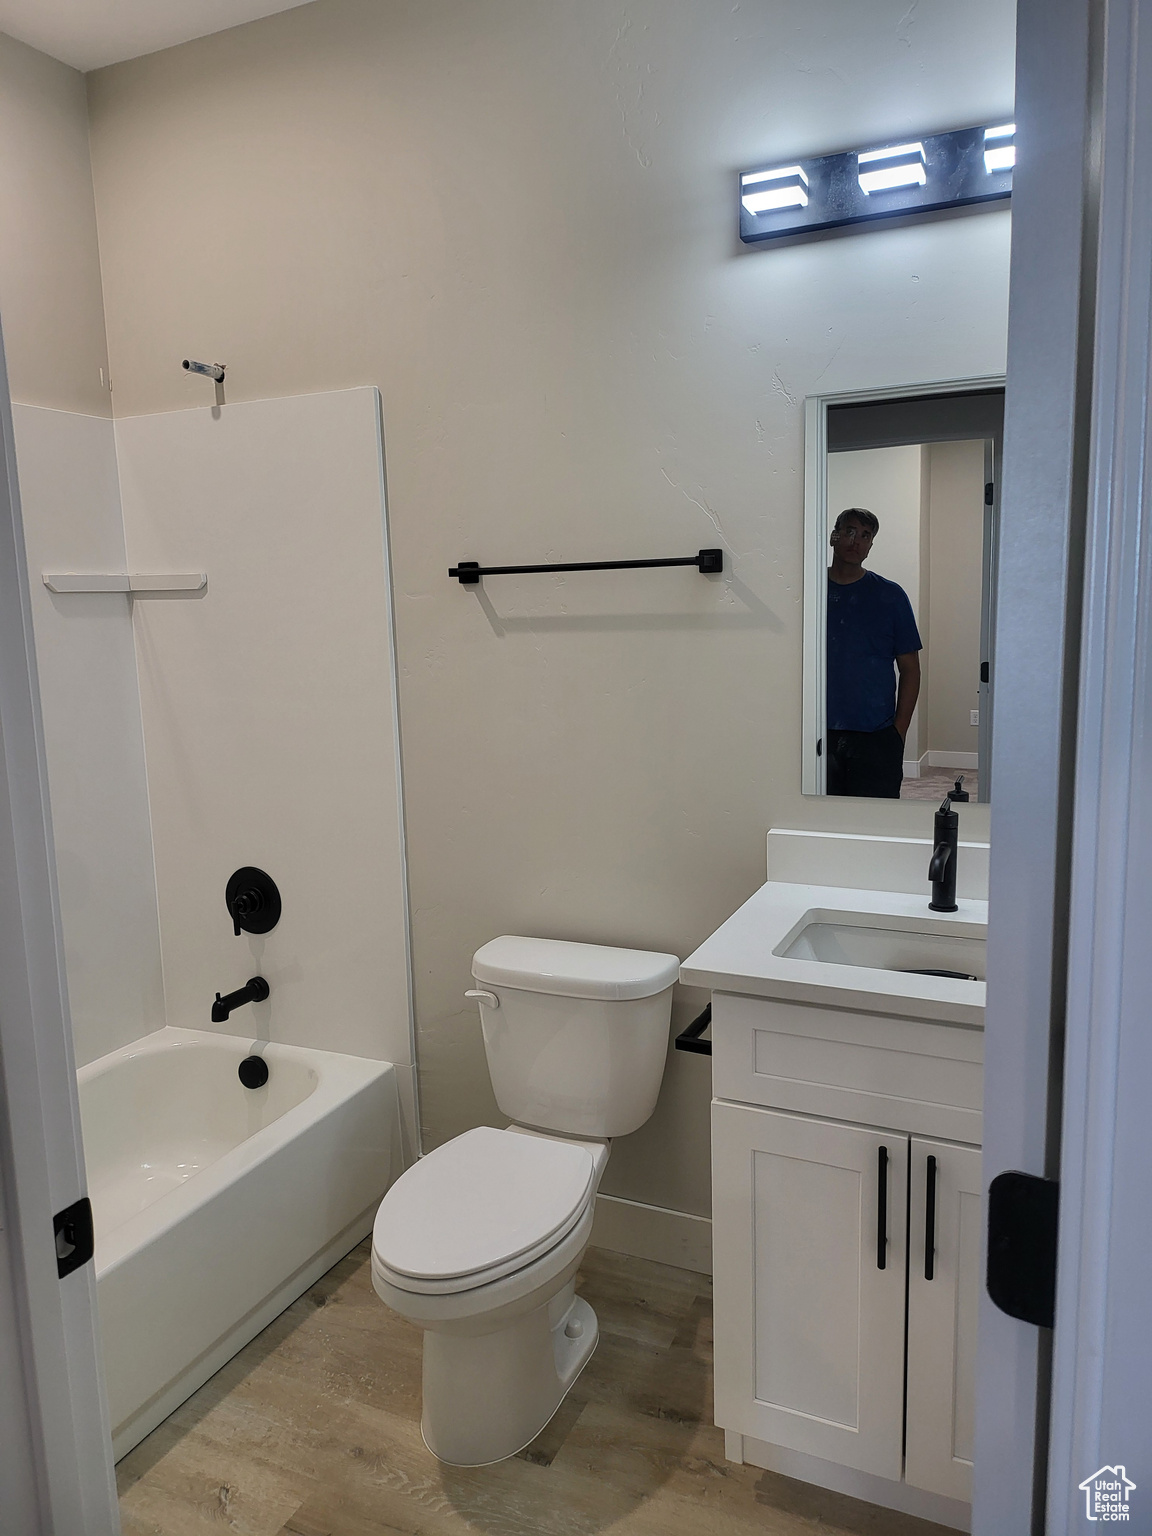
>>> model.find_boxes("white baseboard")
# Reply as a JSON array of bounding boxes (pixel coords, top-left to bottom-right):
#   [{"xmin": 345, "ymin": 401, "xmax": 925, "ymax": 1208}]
[
  {"xmin": 725, "ymin": 1431, "xmax": 970, "ymax": 1532},
  {"xmin": 590, "ymin": 1193, "xmax": 712, "ymax": 1275},
  {"xmin": 926, "ymin": 750, "xmax": 979, "ymax": 769},
  {"xmin": 902, "ymin": 758, "xmax": 921, "ymax": 777}
]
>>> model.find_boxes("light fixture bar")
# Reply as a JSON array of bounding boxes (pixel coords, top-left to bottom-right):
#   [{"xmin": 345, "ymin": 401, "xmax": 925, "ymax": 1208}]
[
  {"xmin": 739, "ymin": 120, "xmax": 1014, "ymax": 245},
  {"xmin": 983, "ymin": 123, "xmax": 1016, "ymax": 173},
  {"xmin": 741, "ymin": 165, "xmax": 809, "ymax": 213},
  {"xmin": 857, "ymin": 142, "xmax": 927, "ymax": 193}
]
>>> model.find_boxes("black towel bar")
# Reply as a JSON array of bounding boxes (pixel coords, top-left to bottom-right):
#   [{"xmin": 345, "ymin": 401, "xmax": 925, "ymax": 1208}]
[
  {"xmin": 449, "ymin": 549, "xmax": 723, "ymax": 584},
  {"xmin": 674, "ymin": 1004, "xmax": 712, "ymax": 1056}
]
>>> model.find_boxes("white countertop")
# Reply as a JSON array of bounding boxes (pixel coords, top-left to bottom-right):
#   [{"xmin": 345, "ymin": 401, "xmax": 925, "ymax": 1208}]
[{"xmin": 680, "ymin": 880, "xmax": 987, "ymax": 1028}]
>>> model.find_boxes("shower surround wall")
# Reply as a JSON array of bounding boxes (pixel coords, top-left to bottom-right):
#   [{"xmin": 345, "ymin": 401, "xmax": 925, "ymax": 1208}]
[
  {"xmin": 14, "ymin": 388, "xmax": 416, "ymax": 1136},
  {"xmin": 13, "ymin": 406, "xmax": 163, "ymax": 1066},
  {"xmin": 113, "ymin": 387, "xmax": 415, "ymax": 1121}
]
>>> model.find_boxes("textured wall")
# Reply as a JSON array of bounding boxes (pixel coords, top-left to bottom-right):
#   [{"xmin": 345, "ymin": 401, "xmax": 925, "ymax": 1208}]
[
  {"xmin": 87, "ymin": 0, "xmax": 1013, "ymax": 1215},
  {"xmin": 0, "ymin": 32, "xmax": 110, "ymax": 414}
]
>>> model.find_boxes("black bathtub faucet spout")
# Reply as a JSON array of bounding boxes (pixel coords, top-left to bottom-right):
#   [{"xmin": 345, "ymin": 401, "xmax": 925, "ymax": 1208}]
[
  {"xmin": 212, "ymin": 976, "xmax": 270, "ymax": 1023},
  {"xmin": 928, "ymin": 797, "xmax": 960, "ymax": 912}
]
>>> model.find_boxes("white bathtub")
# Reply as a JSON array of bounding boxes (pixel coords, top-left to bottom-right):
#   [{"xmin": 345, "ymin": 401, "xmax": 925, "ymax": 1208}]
[{"xmin": 79, "ymin": 1026, "xmax": 401, "ymax": 1459}]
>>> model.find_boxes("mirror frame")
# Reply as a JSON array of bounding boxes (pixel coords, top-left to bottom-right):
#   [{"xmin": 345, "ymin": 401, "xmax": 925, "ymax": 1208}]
[{"xmin": 802, "ymin": 374, "xmax": 1007, "ymax": 797}]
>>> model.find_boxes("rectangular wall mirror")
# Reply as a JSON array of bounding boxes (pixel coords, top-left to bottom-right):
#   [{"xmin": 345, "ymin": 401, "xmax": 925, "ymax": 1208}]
[{"xmin": 803, "ymin": 380, "xmax": 1005, "ymax": 804}]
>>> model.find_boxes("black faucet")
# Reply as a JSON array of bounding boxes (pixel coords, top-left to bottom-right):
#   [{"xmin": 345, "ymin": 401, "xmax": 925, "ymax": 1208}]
[
  {"xmin": 929, "ymin": 797, "xmax": 960, "ymax": 912},
  {"xmin": 212, "ymin": 975, "xmax": 270, "ymax": 1023}
]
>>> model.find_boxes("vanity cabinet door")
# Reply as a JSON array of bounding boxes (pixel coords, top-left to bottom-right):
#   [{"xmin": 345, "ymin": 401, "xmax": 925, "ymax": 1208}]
[
  {"xmin": 712, "ymin": 1102, "xmax": 908, "ymax": 1478},
  {"xmin": 905, "ymin": 1137, "xmax": 982, "ymax": 1503}
]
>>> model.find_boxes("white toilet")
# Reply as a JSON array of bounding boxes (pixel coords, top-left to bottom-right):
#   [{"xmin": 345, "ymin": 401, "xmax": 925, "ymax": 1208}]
[{"xmin": 371, "ymin": 935, "xmax": 679, "ymax": 1466}]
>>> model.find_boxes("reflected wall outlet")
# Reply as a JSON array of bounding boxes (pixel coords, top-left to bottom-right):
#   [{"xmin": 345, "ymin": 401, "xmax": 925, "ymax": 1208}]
[{"xmin": 970, "ymin": 709, "xmax": 980, "ymax": 726}]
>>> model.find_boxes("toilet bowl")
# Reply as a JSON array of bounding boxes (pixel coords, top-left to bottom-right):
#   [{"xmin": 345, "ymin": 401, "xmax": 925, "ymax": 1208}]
[
  {"xmin": 373, "ymin": 1125, "xmax": 608, "ymax": 1465},
  {"xmin": 372, "ymin": 936, "xmax": 679, "ymax": 1465}
]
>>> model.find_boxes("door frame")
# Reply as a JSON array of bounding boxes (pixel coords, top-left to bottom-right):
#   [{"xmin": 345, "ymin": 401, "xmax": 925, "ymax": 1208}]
[
  {"xmin": 0, "ymin": 321, "xmax": 120, "ymax": 1531},
  {"xmin": 973, "ymin": 0, "xmax": 1099, "ymax": 1530},
  {"xmin": 977, "ymin": 440, "xmax": 1000, "ymax": 804},
  {"xmin": 1044, "ymin": 0, "xmax": 1152, "ymax": 1523}
]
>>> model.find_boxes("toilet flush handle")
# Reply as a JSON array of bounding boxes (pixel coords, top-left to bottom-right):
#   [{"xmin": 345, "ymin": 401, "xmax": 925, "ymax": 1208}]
[{"xmin": 464, "ymin": 989, "xmax": 500, "ymax": 1009}]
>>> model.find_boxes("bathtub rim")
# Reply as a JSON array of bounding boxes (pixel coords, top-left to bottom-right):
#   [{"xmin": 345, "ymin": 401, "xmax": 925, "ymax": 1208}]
[{"xmin": 79, "ymin": 1025, "xmax": 397, "ymax": 1277}]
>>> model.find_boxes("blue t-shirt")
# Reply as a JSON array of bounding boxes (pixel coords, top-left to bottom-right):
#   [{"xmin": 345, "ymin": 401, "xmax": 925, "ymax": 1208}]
[{"xmin": 827, "ymin": 570, "xmax": 922, "ymax": 733}]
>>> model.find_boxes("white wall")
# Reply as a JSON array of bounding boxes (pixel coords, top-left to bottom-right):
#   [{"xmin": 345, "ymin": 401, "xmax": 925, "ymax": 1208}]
[
  {"xmin": 925, "ymin": 440, "xmax": 985, "ymax": 755},
  {"xmin": 0, "ymin": 32, "xmax": 110, "ymax": 415},
  {"xmin": 86, "ymin": 0, "xmax": 1014, "ymax": 1218},
  {"xmin": 114, "ymin": 388, "xmax": 415, "ymax": 1131},
  {"xmin": 826, "ymin": 444, "xmax": 925, "ymax": 758},
  {"xmin": 13, "ymin": 405, "xmax": 164, "ymax": 1068}
]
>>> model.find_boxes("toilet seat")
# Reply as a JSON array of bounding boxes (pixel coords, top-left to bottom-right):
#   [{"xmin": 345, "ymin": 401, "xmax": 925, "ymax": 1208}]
[{"xmin": 373, "ymin": 1127, "xmax": 596, "ymax": 1295}]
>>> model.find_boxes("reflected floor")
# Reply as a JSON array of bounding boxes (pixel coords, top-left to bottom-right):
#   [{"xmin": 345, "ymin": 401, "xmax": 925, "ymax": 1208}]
[
  {"xmin": 116, "ymin": 1240, "xmax": 958, "ymax": 1536},
  {"xmin": 901, "ymin": 768, "xmax": 979, "ymax": 802}
]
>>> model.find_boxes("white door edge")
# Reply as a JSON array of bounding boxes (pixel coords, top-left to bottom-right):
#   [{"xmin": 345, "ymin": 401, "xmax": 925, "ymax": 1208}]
[{"xmin": 0, "ymin": 316, "xmax": 120, "ymax": 1532}]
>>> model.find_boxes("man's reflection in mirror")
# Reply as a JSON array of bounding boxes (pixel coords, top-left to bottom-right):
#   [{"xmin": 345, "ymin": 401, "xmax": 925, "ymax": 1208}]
[{"xmin": 826, "ymin": 508, "xmax": 922, "ymax": 798}]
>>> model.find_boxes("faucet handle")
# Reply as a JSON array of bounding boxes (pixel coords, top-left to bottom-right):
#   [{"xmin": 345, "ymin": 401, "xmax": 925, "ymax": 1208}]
[{"xmin": 230, "ymin": 888, "xmax": 260, "ymax": 936}]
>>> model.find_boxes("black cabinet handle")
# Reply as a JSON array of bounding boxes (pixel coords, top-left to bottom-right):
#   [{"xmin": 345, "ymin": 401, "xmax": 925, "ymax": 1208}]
[
  {"xmin": 925, "ymin": 1155, "xmax": 937, "ymax": 1281},
  {"xmin": 877, "ymin": 1145, "xmax": 889, "ymax": 1270}
]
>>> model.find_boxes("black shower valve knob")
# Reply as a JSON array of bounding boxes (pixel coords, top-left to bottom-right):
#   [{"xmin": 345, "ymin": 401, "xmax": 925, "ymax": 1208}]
[
  {"xmin": 230, "ymin": 888, "xmax": 264, "ymax": 934},
  {"xmin": 224, "ymin": 867, "xmax": 282, "ymax": 936}
]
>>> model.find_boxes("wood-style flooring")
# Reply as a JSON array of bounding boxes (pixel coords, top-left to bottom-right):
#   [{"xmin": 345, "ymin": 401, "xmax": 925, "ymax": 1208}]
[{"xmin": 117, "ymin": 1241, "xmax": 955, "ymax": 1536}]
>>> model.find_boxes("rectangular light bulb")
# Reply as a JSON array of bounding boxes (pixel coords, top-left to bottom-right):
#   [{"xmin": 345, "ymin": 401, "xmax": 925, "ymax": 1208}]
[
  {"xmin": 741, "ymin": 165, "xmax": 809, "ymax": 214},
  {"xmin": 984, "ymin": 123, "xmax": 1015, "ymax": 173},
  {"xmin": 857, "ymin": 142, "xmax": 927, "ymax": 194}
]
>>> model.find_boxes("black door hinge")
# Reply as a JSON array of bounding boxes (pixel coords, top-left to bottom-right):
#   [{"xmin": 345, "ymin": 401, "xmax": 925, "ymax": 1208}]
[
  {"xmin": 985, "ymin": 481, "xmax": 995, "ymax": 505},
  {"xmin": 987, "ymin": 1171, "xmax": 1058, "ymax": 1328},
  {"xmin": 53, "ymin": 1196, "xmax": 94, "ymax": 1279}
]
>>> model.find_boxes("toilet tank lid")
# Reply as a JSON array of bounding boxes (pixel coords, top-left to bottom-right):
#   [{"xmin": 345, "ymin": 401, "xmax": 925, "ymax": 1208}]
[{"xmin": 472, "ymin": 936, "xmax": 680, "ymax": 1000}]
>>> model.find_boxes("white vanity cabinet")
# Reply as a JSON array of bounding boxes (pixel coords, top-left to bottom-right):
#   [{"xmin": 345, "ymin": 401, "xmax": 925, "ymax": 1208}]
[
  {"xmin": 712, "ymin": 1101, "xmax": 909, "ymax": 1478},
  {"xmin": 905, "ymin": 1136, "xmax": 982, "ymax": 1502},
  {"xmin": 709, "ymin": 990, "xmax": 982, "ymax": 1512}
]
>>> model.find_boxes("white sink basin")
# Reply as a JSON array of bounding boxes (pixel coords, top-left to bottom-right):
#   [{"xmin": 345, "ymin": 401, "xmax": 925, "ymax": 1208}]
[{"xmin": 776, "ymin": 911, "xmax": 986, "ymax": 981}]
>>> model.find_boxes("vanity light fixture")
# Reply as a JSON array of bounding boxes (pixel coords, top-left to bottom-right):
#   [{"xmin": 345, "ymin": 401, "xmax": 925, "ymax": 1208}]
[
  {"xmin": 741, "ymin": 165, "xmax": 809, "ymax": 213},
  {"xmin": 983, "ymin": 123, "xmax": 1016, "ymax": 173},
  {"xmin": 857, "ymin": 142, "xmax": 927, "ymax": 194},
  {"xmin": 739, "ymin": 120, "xmax": 1014, "ymax": 245}
]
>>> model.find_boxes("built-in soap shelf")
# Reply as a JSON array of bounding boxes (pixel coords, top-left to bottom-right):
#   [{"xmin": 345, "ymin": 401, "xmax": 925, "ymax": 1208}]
[{"xmin": 43, "ymin": 572, "xmax": 207, "ymax": 596}]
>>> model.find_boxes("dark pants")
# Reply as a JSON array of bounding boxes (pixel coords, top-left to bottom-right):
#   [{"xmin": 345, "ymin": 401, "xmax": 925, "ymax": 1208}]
[{"xmin": 827, "ymin": 725, "xmax": 905, "ymax": 799}]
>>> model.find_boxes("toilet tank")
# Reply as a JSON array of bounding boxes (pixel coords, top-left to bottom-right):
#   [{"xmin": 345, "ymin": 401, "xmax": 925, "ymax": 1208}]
[{"xmin": 470, "ymin": 937, "xmax": 680, "ymax": 1138}]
